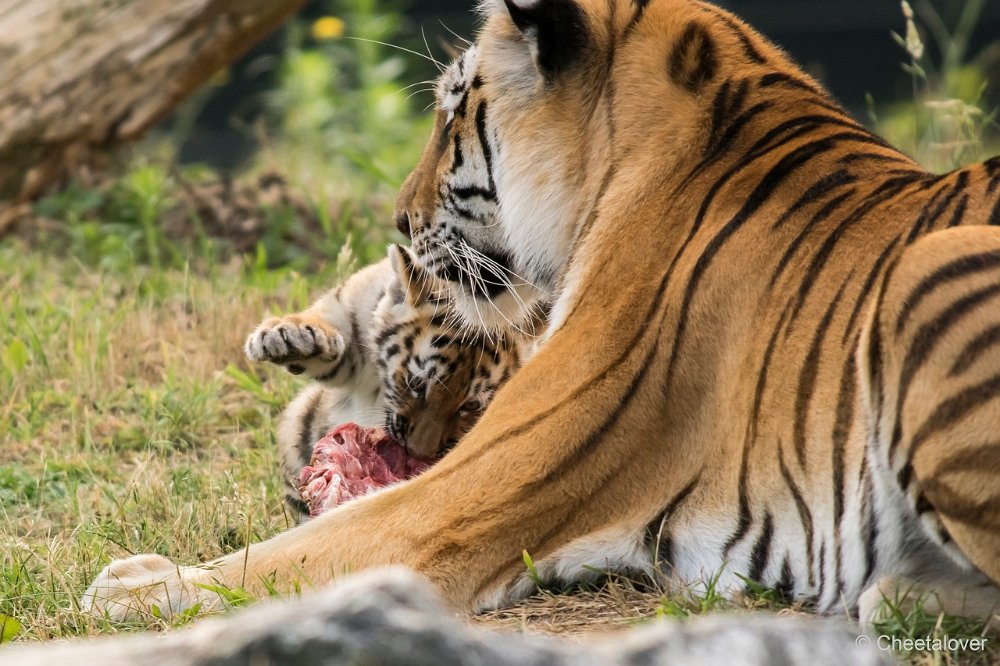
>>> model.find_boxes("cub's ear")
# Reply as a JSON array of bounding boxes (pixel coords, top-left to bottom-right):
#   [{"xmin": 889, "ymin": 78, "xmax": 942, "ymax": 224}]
[
  {"xmin": 388, "ymin": 244, "xmax": 433, "ymax": 307},
  {"xmin": 501, "ymin": 0, "xmax": 588, "ymax": 76}
]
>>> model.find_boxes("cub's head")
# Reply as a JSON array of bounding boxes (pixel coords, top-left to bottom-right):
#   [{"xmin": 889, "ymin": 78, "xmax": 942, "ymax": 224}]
[
  {"xmin": 373, "ymin": 245, "xmax": 524, "ymax": 459},
  {"xmin": 394, "ymin": 0, "xmax": 625, "ymax": 334}
]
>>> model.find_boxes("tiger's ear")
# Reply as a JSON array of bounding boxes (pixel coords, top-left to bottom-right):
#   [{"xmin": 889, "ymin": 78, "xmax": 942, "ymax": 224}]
[
  {"xmin": 501, "ymin": 0, "xmax": 588, "ymax": 77},
  {"xmin": 388, "ymin": 244, "xmax": 433, "ymax": 307}
]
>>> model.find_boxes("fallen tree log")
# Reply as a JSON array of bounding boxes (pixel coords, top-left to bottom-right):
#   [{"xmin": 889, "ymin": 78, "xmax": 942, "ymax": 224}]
[{"xmin": 0, "ymin": 0, "xmax": 308, "ymax": 213}]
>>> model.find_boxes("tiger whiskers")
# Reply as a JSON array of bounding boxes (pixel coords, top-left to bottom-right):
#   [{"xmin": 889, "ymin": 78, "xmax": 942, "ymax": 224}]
[
  {"xmin": 396, "ymin": 79, "xmax": 438, "ymax": 101},
  {"xmin": 451, "ymin": 245, "xmax": 514, "ymax": 338},
  {"xmin": 457, "ymin": 241, "xmax": 547, "ymax": 295},
  {"xmin": 440, "ymin": 244, "xmax": 486, "ymax": 342},
  {"xmin": 431, "ymin": 374, "xmax": 453, "ymax": 395},
  {"xmin": 437, "ymin": 20, "xmax": 473, "ymax": 48},
  {"xmin": 442, "ymin": 244, "xmax": 495, "ymax": 344},
  {"xmin": 397, "ymin": 79, "xmax": 439, "ymax": 92},
  {"xmin": 454, "ymin": 242, "xmax": 543, "ymax": 339},
  {"xmin": 420, "ymin": 27, "xmax": 442, "ymax": 76},
  {"xmin": 417, "ymin": 242, "xmax": 537, "ymax": 341},
  {"xmin": 346, "ymin": 36, "xmax": 445, "ymax": 73}
]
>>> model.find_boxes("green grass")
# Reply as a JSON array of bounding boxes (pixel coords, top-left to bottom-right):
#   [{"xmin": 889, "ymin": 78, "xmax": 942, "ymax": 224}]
[
  {"xmin": 869, "ymin": 0, "xmax": 1000, "ymax": 172},
  {"xmin": 869, "ymin": 593, "xmax": 998, "ymax": 666},
  {"xmin": 0, "ymin": 236, "xmax": 340, "ymax": 640}
]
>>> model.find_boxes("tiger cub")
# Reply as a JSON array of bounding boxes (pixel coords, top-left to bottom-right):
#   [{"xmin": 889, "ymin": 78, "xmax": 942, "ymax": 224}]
[{"xmin": 245, "ymin": 245, "xmax": 529, "ymax": 520}]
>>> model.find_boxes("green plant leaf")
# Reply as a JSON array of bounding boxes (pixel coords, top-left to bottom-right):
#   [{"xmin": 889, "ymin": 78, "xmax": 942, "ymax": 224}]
[
  {"xmin": 2, "ymin": 339, "xmax": 29, "ymax": 372},
  {"xmin": 194, "ymin": 582, "xmax": 254, "ymax": 607},
  {"xmin": 0, "ymin": 613, "xmax": 22, "ymax": 643},
  {"xmin": 522, "ymin": 549, "xmax": 542, "ymax": 587}
]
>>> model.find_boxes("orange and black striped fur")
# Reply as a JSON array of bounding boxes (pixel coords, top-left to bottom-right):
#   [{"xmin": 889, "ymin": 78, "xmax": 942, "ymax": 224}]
[{"xmin": 85, "ymin": 0, "xmax": 1000, "ymax": 624}]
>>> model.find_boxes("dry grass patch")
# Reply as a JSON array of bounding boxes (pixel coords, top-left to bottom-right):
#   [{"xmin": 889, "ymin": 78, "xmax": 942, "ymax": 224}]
[{"xmin": 470, "ymin": 582, "xmax": 663, "ymax": 637}]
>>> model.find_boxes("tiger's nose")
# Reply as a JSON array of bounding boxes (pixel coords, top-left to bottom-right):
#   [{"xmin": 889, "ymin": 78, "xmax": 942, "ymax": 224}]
[{"xmin": 395, "ymin": 211, "xmax": 411, "ymax": 239}]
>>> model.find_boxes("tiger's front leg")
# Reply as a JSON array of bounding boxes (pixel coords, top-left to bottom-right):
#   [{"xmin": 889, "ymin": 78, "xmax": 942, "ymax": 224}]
[
  {"xmin": 81, "ymin": 475, "xmax": 469, "ymax": 621},
  {"xmin": 245, "ymin": 261, "xmax": 390, "ymax": 384},
  {"xmin": 82, "ymin": 554, "xmax": 222, "ymax": 621}
]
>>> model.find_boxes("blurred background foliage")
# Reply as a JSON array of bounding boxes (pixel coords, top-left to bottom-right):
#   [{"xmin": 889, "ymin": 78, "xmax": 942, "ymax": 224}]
[
  {"xmin": 19, "ymin": 0, "xmax": 441, "ymax": 278},
  {"xmin": 265, "ymin": 0, "xmax": 434, "ymax": 195},
  {"xmin": 873, "ymin": 0, "xmax": 1000, "ymax": 171}
]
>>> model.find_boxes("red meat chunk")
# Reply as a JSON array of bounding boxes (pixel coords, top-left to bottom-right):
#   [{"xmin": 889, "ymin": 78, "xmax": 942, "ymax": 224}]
[{"xmin": 299, "ymin": 423, "xmax": 432, "ymax": 518}]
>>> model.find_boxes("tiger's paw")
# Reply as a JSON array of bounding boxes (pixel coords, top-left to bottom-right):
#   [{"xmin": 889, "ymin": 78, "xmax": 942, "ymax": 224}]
[
  {"xmin": 82, "ymin": 554, "xmax": 218, "ymax": 622},
  {"xmin": 859, "ymin": 575, "xmax": 1000, "ymax": 627},
  {"xmin": 245, "ymin": 315, "xmax": 345, "ymax": 375}
]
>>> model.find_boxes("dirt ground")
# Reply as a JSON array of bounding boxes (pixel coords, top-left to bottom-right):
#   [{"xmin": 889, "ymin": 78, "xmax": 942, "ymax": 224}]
[{"xmin": 470, "ymin": 587, "xmax": 665, "ymax": 637}]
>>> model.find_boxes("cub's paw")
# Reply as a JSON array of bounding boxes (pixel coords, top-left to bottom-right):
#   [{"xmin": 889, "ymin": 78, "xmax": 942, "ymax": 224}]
[
  {"xmin": 245, "ymin": 315, "xmax": 345, "ymax": 373},
  {"xmin": 82, "ymin": 554, "xmax": 217, "ymax": 622}
]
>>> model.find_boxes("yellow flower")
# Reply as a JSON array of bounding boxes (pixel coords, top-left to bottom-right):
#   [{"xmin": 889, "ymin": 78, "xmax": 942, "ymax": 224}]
[
  {"xmin": 312, "ymin": 16, "xmax": 345, "ymax": 41},
  {"xmin": 209, "ymin": 67, "xmax": 231, "ymax": 87}
]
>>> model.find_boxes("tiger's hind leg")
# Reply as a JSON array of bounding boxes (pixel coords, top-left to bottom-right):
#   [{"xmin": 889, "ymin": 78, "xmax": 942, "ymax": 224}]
[
  {"xmin": 858, "ymin": 575, "xmax": 1000, "ymax": 626},
  {"xmin": 859, "ymin": 226, "xmax": 1000, "ymax": 622}
]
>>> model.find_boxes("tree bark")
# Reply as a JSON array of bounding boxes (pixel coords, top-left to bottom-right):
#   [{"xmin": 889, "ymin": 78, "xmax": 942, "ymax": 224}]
[{"xmin": 0, "ymin": 0, "xmax": 308, "ymax": 211}]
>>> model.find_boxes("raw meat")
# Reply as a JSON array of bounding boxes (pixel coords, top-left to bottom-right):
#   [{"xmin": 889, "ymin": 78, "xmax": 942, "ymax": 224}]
[{"xmin": 299, "ymin": 423, "xmax": 432, "ymax": 517}]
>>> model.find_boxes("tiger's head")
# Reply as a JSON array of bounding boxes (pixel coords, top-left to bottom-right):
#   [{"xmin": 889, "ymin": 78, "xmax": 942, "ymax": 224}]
[
  {"xmin": 394, "ymin": 0, "xmax": 642, "ymax": 334},
  {"xmin": 395, "ymin": 0, "xmax": 766, "ymax": 333},
  {"xmin": 373, "ymin": 244, "xmax": 525, "ymax": 458}
]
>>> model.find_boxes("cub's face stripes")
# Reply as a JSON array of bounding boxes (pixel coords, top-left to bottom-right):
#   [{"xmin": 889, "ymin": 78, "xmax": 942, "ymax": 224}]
[
  {"xmin": 273, "ymin": 254, "xmax": 528, "ymax": 519},
  {"xmin": 373, "ymin": 254, "xmax": 526, "ymax": 459}
]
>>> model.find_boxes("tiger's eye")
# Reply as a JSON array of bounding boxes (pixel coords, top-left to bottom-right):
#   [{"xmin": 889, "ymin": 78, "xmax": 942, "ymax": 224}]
[{"xmin": 458, "ymin": 398, "xmax": 482, "ymax": 415}]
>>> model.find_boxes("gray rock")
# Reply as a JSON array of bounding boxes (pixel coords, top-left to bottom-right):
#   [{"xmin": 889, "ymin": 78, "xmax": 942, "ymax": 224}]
[{"xmin": 3, "ymin": 568, "xmax": 890, "ymax": 666}]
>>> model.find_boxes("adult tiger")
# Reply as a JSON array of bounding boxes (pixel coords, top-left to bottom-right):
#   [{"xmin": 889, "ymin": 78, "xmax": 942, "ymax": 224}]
[{"xmin": 85, "ymin": 0, "xmax": 1000, "ymax": 623}]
